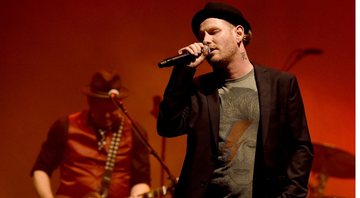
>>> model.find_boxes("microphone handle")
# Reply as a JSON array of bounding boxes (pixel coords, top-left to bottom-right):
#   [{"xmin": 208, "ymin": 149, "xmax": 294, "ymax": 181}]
[{"xmin": 158, "ymin": 52, "xmax": 196, "ymax": 68}]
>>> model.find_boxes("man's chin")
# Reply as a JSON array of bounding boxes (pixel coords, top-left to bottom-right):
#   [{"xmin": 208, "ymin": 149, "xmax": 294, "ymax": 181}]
[{"xmin": 207, "ymin": 56, "xmax": 221, "ymax": 65}]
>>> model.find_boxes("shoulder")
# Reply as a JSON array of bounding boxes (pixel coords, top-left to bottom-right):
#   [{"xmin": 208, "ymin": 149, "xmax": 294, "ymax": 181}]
[
  {"xmin": 48, "ymin": 111, "xmax": 82, "ymax": 137},
  {"xmin": 253, "ymin": 63, "xmax": 296, "ymax": 81},
  {"xmin": 51, "ymin": 115, "xmax": 69, "ymax": 130}
]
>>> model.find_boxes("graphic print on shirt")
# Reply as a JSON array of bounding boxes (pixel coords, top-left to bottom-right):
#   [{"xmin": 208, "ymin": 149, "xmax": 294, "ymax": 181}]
[{"xmin": 212, "ymin": 71, "xmax": 260, "ymax": 198}]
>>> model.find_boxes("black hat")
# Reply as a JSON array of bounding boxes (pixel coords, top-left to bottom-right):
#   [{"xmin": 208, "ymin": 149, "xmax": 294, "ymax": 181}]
[
  {"xmin": 82, "ymin": 70, "xmax": 128, "ymax": 99},
  {"xmin": 192, "ymin": 2, "xmax": 251, "ymax": 39}
]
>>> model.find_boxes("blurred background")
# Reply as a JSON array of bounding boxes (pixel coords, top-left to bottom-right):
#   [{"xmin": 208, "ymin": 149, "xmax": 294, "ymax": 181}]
[{"xmin": 0, "ymin": 0, "xmax": 355, "ymax": 197}]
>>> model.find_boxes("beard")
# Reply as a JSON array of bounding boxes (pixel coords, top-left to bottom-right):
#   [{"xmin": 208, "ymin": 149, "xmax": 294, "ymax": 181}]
[
  {"xmin": 207, "ymin": 44, "xmax": 238, "ymax": 67},
  {"xmin": 207, "ymin": 53, "xmax": 230, "ymax": 70}
]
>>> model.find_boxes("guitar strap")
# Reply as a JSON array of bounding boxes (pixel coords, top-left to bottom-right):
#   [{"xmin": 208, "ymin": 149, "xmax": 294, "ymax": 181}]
[{"xmin": 98, "ymin": 117, "xmax": 125, "ymax": 198}]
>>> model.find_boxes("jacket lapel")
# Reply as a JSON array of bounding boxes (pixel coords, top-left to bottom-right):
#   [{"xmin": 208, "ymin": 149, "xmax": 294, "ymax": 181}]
[
  {"xmin": 207, "ymin": 90, "xmax": 220, "ymax": 150},
  {"xmin": 254, "ymin": 65, "xmax": 271, "ymax": 145},
  {"xmin": 200, "ymin": 73, "xmax": 220, "ymax": 150}
]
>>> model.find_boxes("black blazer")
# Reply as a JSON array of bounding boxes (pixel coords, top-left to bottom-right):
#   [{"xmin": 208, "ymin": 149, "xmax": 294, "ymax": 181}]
[{"xmin": 157, "ymin": 64, "xmax": 313, "ymax": 198}]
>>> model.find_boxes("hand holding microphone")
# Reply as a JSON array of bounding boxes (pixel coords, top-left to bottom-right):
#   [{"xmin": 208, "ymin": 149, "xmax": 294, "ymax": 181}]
[{"xmin": 158, "ymin": 43, "xmax": 210, "ymax": 68}]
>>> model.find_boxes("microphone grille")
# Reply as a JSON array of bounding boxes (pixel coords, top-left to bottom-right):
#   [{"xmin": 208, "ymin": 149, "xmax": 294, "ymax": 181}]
[{"xmin": 108, "ymin": 89, "xmax": 120, "ymax": 97}]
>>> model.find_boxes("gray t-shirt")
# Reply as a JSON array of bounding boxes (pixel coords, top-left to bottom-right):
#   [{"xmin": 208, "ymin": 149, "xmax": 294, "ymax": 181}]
[{"xmin": 210, "ymin": 69, "xmax": 260, "ymax": 198}]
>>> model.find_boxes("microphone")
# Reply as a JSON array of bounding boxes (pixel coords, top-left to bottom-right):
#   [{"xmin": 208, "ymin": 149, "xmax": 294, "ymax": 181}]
[
  {"xmin": 108, "ymin": 89, "xmax": 120, "ymax": 99},
  {"xmin": 158, "ymin": 46, "xmax": 210, "ymax": 68}
]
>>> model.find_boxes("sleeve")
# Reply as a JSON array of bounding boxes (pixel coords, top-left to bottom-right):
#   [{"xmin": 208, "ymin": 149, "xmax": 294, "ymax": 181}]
[
  {"xmin": 30, "ymin": 117, "xmax": 68, "ymax": 177},
  {"xmin": 130, "ymin": 121, "xmax": 151, "ymax": 187},
  {"xmin": 282, "ymin": 76, "xmax": 314, "ymax": 197},
  {"xmin": 156, "ymin": 65, "xmax": 197, "ymax": 137}
]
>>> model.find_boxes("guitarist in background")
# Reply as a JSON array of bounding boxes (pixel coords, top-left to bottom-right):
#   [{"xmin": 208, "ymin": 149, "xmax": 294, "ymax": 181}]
[{"xmin": 31, "ymin": 70, "xmax": 151, "ymax": 198}]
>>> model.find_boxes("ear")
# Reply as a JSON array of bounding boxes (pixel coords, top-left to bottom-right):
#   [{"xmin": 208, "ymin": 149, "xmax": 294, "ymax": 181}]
[{"xmin": 234, "ymin": 25, "xmax": 245, "ymax": 44}]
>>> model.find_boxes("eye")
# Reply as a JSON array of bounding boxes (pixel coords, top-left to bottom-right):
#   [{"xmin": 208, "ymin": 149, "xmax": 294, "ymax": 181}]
[
  {"xmin": 208, "ymin": 28, "xmax": 220, "ymax": 35},
  {"xmin": 198, "ymin": 28, "xmax": 220, "ymax": 41},
  {"xmin": 212, "ymin": 29, "xmax": 220, "ymax": 34}
]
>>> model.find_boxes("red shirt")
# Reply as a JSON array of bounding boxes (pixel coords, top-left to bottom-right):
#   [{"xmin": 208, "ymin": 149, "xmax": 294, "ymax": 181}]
[{"xmin": 32, "ymin": 111, "xmax": 150, "ymax": 198}]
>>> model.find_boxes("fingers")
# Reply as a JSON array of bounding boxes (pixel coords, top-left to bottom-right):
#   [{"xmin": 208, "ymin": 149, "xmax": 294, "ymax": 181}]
[
  {"xmin": 177, "ymin": 42, "xmax": 207, "ymax": 68},
  {"xmin": 178, "ymin": 42, "xmax": 205, "ymax": 56}
]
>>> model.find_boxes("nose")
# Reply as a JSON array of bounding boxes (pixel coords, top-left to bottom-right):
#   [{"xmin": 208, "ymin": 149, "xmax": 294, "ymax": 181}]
[{"xmin": 202, "ymin": 32, "xmax": 211, "ymax": 45}]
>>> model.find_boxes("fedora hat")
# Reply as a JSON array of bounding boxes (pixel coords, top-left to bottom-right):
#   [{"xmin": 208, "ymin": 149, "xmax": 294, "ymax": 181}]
[
  {"xmin": 82, "ymin": 70, "xmax": 128, "ymax": 99},
  {"xmin": 192, "ymin": 2, "xmax": 252, "ymax": 39}
]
